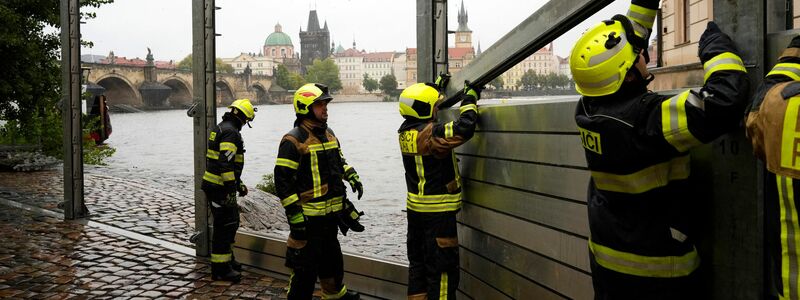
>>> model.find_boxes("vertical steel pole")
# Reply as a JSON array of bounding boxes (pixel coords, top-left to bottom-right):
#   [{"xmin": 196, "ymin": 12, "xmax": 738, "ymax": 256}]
[
  {"xmin": 191, "ymin": 0, "xmax": 216, "ymax": 257},
  {"xmin": 60, "ymin": 0, "xmax": 85, "ymax": 220},
  {"xmin": 416, "ymin": 0, "xmax": 448, "ymax": 83},
  {"xmin": 696, "ymin": 1, "xmax": 767, "ymax": 298}
]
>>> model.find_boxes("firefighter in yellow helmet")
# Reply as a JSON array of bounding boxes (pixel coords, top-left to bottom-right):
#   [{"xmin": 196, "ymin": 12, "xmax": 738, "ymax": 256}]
[
  {"xmin": 399, "ymin": 78, "xmax": 480, "ymax": 299},
  {"xmin": 571, "ymin": 0, "xmax": 750, "ymax": 298},
  {"xmin": 201, "ymin": 98, "xmax": 256, "ymax": 282},
  {"xmin": 274, "ymin": 83, "xmax": 363, "ymax": 300},
  {"xmin": 746, "ymin": 35, "xmax": 800, "ymax": 299}
]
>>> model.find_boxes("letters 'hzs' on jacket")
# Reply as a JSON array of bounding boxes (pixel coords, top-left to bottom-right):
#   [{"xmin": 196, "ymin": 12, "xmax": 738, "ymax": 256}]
[
  {"xmin": 202, "ymin": 119, "xmax": 245, "ymax": 193},
  {"xmin": 575, "ymin": 22, "xmax": 750, "ymax": 278},
  {"xmin": 274, "ymin": 122, "xmax": 351, "ymax": 217},
  {"xmin": 398, "ymin": 102, "xmax": 478, "ymax": 213}
]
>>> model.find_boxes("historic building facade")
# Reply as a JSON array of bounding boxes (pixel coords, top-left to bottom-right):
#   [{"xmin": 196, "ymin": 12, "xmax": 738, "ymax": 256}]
[
  {"xmin": 500, "ymin": 44, "xmax": 558, "ymax": 89},
  {"xmin": 405, "ymin": 1, "xmax": 475, "ymax": 84},
  {"xmin": 299, "ymin": 10, "xmax": 330, "ymax": 70}
]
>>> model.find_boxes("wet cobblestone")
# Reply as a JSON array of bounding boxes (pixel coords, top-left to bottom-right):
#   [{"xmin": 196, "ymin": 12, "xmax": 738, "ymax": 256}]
[
  {"xmin": 0, "ymin": 203, "xmax": 289, "ymax": 299},
  {"xmin": 0, "ymin": 165, "xmax": 408, "ymax": 263}
]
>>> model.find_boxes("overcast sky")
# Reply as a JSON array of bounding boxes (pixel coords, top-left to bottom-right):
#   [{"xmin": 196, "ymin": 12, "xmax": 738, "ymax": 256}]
[{"xmin": 79, "ymin": 0, "xmax": 632, "ymax": 62}]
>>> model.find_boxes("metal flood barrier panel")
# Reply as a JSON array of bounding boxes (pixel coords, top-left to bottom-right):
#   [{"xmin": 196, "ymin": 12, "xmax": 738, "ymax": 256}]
[{"xmin": 441, "ymin": 98, "xmax": 592, "ymax": 300}]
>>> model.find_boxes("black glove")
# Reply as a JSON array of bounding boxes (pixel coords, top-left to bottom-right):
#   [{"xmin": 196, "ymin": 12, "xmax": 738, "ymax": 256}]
[
  {"xmin": 224, "ymin": 192, "xmax": 237, "ymax": 207},
  {"xmin": 344, "ymin": 167, "xmax": 364, "ymax": 200},
  {"xmin": 287, "ymin": 211, "xmax": 307, "ymax": 240},
  {"xmin": 435, "ymin": 73, "xmax": 451, "ymax": 92},
  {"xmin": 698, "ymin": 21, "xmax": 738, "ymax": 63},
  {"xmin": 463, "ymin": 81, "xmax": 483, "ymax": 103},
  {"xmin": 237, "ymin": 183, "xmax": 248, "ymax": 197}
]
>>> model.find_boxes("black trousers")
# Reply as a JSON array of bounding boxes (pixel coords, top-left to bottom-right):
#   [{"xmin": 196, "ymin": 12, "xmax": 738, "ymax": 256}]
[
  {"xmin": 286, "ymin": 215, "xmax": 346, "ymax": 300},
  {"xmin": 208, "ymin": 191, "xmax": 240, "ymax": 261},
  {"xmin": 590, "ymin": 252, "xmax": 702, "ymax": 300},
  {"xmin": 407, "ymin": 210, "xmax": 459, "ymax": 299}
]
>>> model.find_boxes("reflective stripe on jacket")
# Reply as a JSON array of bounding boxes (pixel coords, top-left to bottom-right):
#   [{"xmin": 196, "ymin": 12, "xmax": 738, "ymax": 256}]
[{"xmin": 201, "ymin": 117, "xmax": 244, "ymax": 194}]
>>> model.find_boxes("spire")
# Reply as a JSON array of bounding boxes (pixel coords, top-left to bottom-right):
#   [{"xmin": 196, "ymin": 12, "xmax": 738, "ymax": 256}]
[
  {"xmin": 323, "ymin": 20, "xmax": 328, "ymax": 31},
  {"xmin": 477, "ymin": 41, "xmax": 482, "ymax": 55},
  {"xmin": 307, "ymin": 10, "xmax": 320, "ymax": 31},
  {"xmin": 457, "ymin": 0, "xmax": 470, "ymax": 32},
  {"xmin": 275, "ymin": 22, "xmax": 282, "ymax": 33}
]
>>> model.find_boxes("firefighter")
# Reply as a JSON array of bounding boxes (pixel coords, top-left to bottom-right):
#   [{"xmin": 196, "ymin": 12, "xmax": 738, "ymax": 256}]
[
  {"xmin": 274, "ymin": 83, "xmax": 363, "ymax": 300},
  {"xmin": 201, "ymin": 98, "xmax": 256, "ymax": 282},
  {"xmin": 570, "ymin": 0, "xmax": 750, "ymax": 298},
  {"xmin": 746, "ymin": 35, "xmax": 800, "ymax": 300},
  {"xmin": 399, "ymin": 79, "xmax": 480, "ymax": 300}
]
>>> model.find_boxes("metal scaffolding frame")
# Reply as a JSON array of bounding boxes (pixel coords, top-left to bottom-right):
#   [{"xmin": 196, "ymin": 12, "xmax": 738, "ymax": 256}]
[{"xmin": 60, "ymin": 0, "xmax": 85, "ymax": 220}]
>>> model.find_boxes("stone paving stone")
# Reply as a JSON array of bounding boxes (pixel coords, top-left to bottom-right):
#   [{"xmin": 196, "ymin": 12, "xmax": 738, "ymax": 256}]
[{"xmin": 0, "ymin": 197, "xmax": 290, "ymax": 299}]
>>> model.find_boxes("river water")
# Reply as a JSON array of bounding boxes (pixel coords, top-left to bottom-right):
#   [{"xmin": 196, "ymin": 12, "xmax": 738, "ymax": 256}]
[{"xmin": 106, "ymin": 102, "xmax": 408, "ymax": 214}]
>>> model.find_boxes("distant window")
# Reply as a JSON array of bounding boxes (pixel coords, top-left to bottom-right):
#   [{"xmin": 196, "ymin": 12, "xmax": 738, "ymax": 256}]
[
  {"xmin": 281, "ymin": 49, "xmax": 286, "ymax": 57},
  {"xmin": 676, "ymin": 0, "xmax": 691, "ymax": 45},
  {"xmin": 272, "ymin": 49, "xmax": 276, "ymax": 56}
]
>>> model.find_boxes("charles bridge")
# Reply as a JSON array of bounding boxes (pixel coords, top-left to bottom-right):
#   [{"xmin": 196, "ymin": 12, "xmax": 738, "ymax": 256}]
[{"xmin": 83, "ymin": 62, "xmax": 282, "ymax": 109}]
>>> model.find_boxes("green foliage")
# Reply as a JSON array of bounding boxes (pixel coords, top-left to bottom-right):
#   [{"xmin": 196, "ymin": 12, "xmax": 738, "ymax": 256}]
[
  {"xmin": 518, "ymin": 71, "xmax": 572, "ymax": 91},
  {"xmin": 304, "ymin": 58, "xmax": 342, "ymax": 91},
  {"xmin": 82, "ymin": 136, "xmax": 116, "ymax": 166},
  {"xmin": 379, "ymin": 74, "xmax": 399, "ymax": 97},
  {"xmin": 275, "ymin": 64, "xmax": 305, "ymax": 90},
  {"xmin": 362, "ymin": 74, "xmax": 379, "ymax": 93},
  {"xmin": 176, "ymin": 54, "xmax": 235, "ymax": 74},
  {"xmin": 489, "ymin": 76, "xmax": 505, "ymax": 90},
  {"xmin": 256, "ymin": 173, "xmax": 277, "ymax": 195}
]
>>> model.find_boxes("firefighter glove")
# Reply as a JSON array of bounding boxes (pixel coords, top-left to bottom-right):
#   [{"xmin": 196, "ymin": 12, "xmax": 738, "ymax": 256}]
[
  {"xmin": 287, "ymin": 211, "xmax": 307, "ymax": 240},
  {"xmin": 463, "ymin": 81, "xmax": 483, "ymax": 102},
  {"xmin": 224, "ymin": 192, "xmax": 237, "ymax": 207},
  {"xmin": 434, "ymin": 73, "xmax": 451, "ymax": 92},
  {"xmin": 344, "ymin": 167, "xmax": 364, "ymax": 200},
  {"xmin": 237, "ymin": 183, "xmax": 248, "ymax": 197},
  {"xmin": 698, "ymin": 21, "xmax": 738, "ymax": 63}
]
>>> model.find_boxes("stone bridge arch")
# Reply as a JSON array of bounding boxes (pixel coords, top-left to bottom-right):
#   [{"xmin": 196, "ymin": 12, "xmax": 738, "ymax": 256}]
[
  {"xmin": 251, "ymin": 83, "xmax": 269, "ymax": 104},
  {"xmin": 162, "ymin": 76, "xmax": 193, "ymax": 108},
  {"xmin": 96, "ymin": 74, "xmax": 142, "ymax": 107},
  {"xmin": 215, "ymin": 80, "xmax": 235, "ymax": 106}
]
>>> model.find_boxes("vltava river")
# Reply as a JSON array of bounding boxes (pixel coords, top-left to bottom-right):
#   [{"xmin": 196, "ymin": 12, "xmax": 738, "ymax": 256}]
[{"xmin": 106, "ymin": 102, "xmax": 408, "ymax": 213}]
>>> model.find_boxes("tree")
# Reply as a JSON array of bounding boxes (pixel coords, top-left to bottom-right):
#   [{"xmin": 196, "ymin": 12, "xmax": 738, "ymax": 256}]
[
  {"xmin": 379, "ymin": 74, "xmax": 399, "ymax": 97},
  {"xmin": 288, "ymin": 72, "xmax": 306, "ymax": 90},
  {"xmin": 519, "ymin": 70, "xmax": 539, "ymax": 91},
  {"xmin": 176, "ymin": 54, "xmax": 234, "ymax": 74},
  {"xmin": 274, "ymin": 64, "xmax": 291, "ymax": 89},
  {"xmin": 304, "ymin": 58, "xmax": 342, "ymax": 91},
  {"xmin": 0, "ymin": 0, "xmax": 114, "ymax": 157},
  {"xmin": 489, "ymin": 76, "xmax": 505, "ymax": 90},
  {"xmin": 362, "ymin": 74, "xmax": 379, "ymax": 93}
]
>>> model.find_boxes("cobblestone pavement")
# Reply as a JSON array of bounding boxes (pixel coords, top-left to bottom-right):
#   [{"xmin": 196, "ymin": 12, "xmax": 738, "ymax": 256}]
[
  {"xmin": 0, "ymin": 201, "xmax": 290, "ymax": 299},
  {"xmin": 0, "ymin": 166, "xmax": 408, "ymax": 263}
]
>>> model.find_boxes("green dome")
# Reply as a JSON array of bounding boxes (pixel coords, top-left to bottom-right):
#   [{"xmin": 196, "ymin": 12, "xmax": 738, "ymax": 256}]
[{"xmin": 265, "ymin": 32, "xmax": 293, "ymax": 46}]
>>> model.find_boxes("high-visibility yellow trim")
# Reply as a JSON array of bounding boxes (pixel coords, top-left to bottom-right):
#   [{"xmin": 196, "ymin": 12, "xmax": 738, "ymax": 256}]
[
  {"xmin": 451, "ymin": 153, "xmax": 461, "ymax": 190},
  {"xmin": 211, "ymin": 253, "xmax": 232, "ymax": 263},
  {"xmin": 444, "ymin": 121, "xmax": 454, "ymax": 138},
  {"xmin": 589, "ymin": 240, "xmax": 700, "ymax": 278},
  {"xmin": 415, "ymin": 156, "xmax": 426, "ymax": 196},
  {"xmin": 768, "ymin": 63, "xmax": 800, "ymax": 81},
  {"xmin": 235, "ymin": 154, "xmax": 244, "ymax": 163},
  {"xmin": 311, "ymin": 151, "xmax": 322, "ymax": 198},
  {"xmin": 627, "ymin": 4, "xmax": 657, "ymax": 28},
  {"xmin": 302, "ymin": 196, "xmax": 344, "ymax": 216},
  {"xmin": 288, "ymin": 270, "xmax": 294, "ymax": 295},
  {"xmin": 344, "ymin": 165, "xmax": 353, "ymax": 173},
  {"xmin": 322, "ymin": 285, "xmax": 348, "ymax": 299},
  {"xmin": 662, "ymin": 91, "xmax": 703, "ymax": 152},
  {"xmin": 203, "ymin": 171, "xmax": 223, "ymax": 185},
  {"xmin": 406, "ymin": 192, "xmax": 462, "ymax": 213},
  {"xmin": 439, "ymin": 272, "xmax": 448, "ymax": 299},
  {"xmin": 220, "ymin": 142, "xmax": 238, "ymax": 153},
  {"xmin": 276, "ymin": 158, "xmax": 299, "ymax": 170},
  {"xmin": 288, "ymin": 212, "xmax": 304, "ymax": 224},
  {"xmin": 591, "ymin": 155, "xmax": 691, "ymax": 194},
  {"xmin": 308, "ymin": 141, "xmax": 339, "ymax": 151},
  {"xmin": 459, "ymin": 104, "xmax": 477, "ymax": 114},
  {"xmin": 221, "ymin": 171, "xmax": 235, "ymax": 182},
  {"xmin": 206, "ymin": 149, "xmax": 219, "ymax": 160},
  {"xmin": 209, "ymin": 131, "xmax": 217, "ymax": 141},
  {"xmin": 781, "ymin": 96, "xmax": 800, "ymax": 171},
  {"xmin": 281, "ymin": 194, "xmax": 299, "ymax": 207},
  {"xmin": 703, "ymin": 52, "xmax": 746, "ymax": 83},
  {"xmin": 778, "ymin": 175, "xmax": 800, "ymax": 300}
]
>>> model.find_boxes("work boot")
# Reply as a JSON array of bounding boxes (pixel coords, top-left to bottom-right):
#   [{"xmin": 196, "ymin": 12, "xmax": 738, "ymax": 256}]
[
  {"xmin": 211, "ymin": 262, "xmax": 241, "ymax": 282},
  {"xmin": 230, "ymin": 258, "xmax": 242, "ymax": 272},
  {"xmin": 340, "ymin": 290, "xmax": 361, "ymax": 300}
]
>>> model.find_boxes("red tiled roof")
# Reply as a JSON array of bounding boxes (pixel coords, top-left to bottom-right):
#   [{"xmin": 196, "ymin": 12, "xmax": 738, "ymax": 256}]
[
  {"xmin": 334, "ymin": 48, "xmax": 365, "ymax": 57},
  {"xmin": 406, "ymin": 48, "xmax": 473, "ymax": 58},
  {"xmin": 363, "ymin": 52, "xmax": 394, "ymax": 62}
]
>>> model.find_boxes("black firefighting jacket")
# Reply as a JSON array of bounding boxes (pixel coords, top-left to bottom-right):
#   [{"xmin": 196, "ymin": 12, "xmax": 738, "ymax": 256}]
[
  {"xmin": 274, "ymin": 119, "xmax": 352, "ymax": 219},
  {"xmin": 575, "ymin": 0, "xmax": 750, "ymax": 278},
  {"xmin": 201, "ymin": 113, "xmax": 245, "ymax": 195},
  {"xmin": 398, "ymin": 94, "xmax": 478, "ymax": 213}
]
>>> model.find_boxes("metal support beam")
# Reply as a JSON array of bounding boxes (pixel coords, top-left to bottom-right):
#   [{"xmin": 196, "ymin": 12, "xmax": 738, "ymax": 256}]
[
  {"xmin": 697, "ymin": 1, "xmax": 768, "ymax": 298},
  {"xmin": 416, "ymin": 0, "xmax": 448, "ymax": 83},
  {"xmin": 438, "ymin": 0, "xmax": 614, "ymax": 108},
  {"xmin": 191, "ymin": 0, "xmax": 217, "ymax": 257},
  {"xmin": 60, "ymin": 0, "xmax": 85, "ymax": 220}
]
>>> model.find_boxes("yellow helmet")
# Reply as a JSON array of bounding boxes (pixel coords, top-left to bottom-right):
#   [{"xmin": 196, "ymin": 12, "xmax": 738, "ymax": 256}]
[
  {"xmin": 293, "ymin": 83, "xmax": 333, "ymax": 115},
  {"xmin": 228, "ymin": 98, "xmax": 256, "ymax": 121},
  {"xmin": 570, "ymin": 17, "xmax": 640, "ymax": 97},
  {"xmin": 399, "ymin": 83, "xmax": 440, "ymax": 119}
]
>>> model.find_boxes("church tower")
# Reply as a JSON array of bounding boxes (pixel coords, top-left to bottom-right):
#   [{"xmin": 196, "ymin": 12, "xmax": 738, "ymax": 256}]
[{"xmin": 454, "ymin": 0, "xmax": 472, "ymax": 48}]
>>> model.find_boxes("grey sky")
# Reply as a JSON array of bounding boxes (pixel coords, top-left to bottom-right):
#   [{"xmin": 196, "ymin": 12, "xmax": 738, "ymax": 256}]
[{"xmin": 80, "ymin": 0, "xmax": 631, "ymax": 62}]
